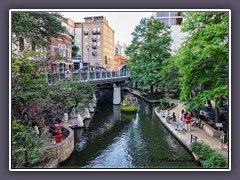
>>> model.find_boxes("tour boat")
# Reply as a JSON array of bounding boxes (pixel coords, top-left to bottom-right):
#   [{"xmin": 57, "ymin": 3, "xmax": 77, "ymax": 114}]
[{"xmin": 120, "ymin": 94, "xmax": 138, "ymax": 114}]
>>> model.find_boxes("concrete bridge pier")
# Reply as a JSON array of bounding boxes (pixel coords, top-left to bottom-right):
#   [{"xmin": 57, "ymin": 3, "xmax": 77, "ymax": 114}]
[{"xmin": 113, "ymin": 83, "xmax": 121, "ymax": 105}]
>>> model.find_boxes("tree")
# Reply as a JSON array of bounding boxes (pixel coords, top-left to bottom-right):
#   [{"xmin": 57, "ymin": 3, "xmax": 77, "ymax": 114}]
[
  {"xmin": 125, "ymin": 17, "xmax": 172, "ymax": 98},
  {"xmin": 12, "ymin": 12, "xmax": 67, "ymax": 48},
  {"xmin": 158, "ymin": 55, "xmax": 181, "ymax": 98},
  {"xmin": 176, "ymin": 12, "xmax": 229, "ymax": 124},
  {"xmin": 12, "ymin": 50, "xmax": 96, "ymax": 125},
  {"xmin": 70, "ymin": 34, "xmax": 80, "ymax": 58}
]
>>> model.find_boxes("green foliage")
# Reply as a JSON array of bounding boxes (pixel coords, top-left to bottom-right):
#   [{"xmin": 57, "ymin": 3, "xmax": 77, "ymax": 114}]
[
  {"xmin": 72, "ymin": 45, "xmax": 79, "ymax": 57},
  {"xmin": 158, "ymin": 55, "xmax": 181, "ymax": 95},
  {"xmin": 176, "ymin": 12, "xmax": 229, "ymax": 109},
  {"xmin": 191, "ymin": 141, "xmax": 227, "ymax": 168},
  {"xmin": 202, "ymin": 152, "xmax": 227, "ymax": 168},
  {"xmin": 12, "ymin": 11, "xmax": 66, "ymax": 48},
  {"xmin": 12, "ymin": 50, "xmax": 96, "ymax": 125},
  {"xmin": 12, "ymin": 120, "xmax": 48, "ymax": 168},
  {"xmin": 126, "ymin": 17, "xmax": 172, "ymax": 95},
  {"xmin": 160, "ymin": 98, "xmax": 170, "ymax": 109}
]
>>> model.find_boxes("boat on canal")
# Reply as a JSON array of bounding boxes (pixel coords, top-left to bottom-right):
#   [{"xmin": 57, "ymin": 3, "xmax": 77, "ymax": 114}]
[{"xmin": 120, "ymin": 94, "xmax": 138, "ymax": 114}]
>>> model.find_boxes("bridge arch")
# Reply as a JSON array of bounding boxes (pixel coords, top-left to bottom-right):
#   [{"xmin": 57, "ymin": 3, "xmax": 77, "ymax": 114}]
[
  {"xmin": 79, "ymin": 66, "xmax": 107, "ymax": 72},
  {"xmin": 119, "ymin": 64, "xmax": 130, "ymax": 74}
]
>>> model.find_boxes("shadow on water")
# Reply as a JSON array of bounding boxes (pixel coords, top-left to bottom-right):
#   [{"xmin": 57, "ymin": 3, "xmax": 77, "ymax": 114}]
[{"xmin": 59, "ymin": 89, "xmax": 201, "ymax": 168}]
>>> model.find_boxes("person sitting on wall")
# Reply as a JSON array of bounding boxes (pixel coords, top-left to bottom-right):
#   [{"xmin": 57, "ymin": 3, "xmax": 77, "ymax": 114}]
[
  {"xmin": 169, "ymin": 112, "xmax": 176, "ymax": 122},
  {"xmin": 54, "ymin": 119, "xmax": 62, "ymax": 133},
  {"xmin": 54, "ymin": 132, "xmax": 63, "ymax": 143}
]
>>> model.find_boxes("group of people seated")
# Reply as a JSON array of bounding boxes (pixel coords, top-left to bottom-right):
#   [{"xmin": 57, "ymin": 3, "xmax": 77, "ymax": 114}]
[
  {"xmin": 164, "ymin": 109, "xmax": 195, "ymax": 132},
  {"xmin": 122, "ymin": 96, "xmax": 137, "ymax": 106}
]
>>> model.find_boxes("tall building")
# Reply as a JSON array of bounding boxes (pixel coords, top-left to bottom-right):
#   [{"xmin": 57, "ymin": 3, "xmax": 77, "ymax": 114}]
[
  {"xmin": 152, "ymin": 11, "xmax": 188, "ymax": 54},
  {"xmin": 113, "ymin": 41, "xmax": 128, "ymax": 71},
  {"xmin": 82, "ymin": 16, "xmax": 115, "ymax": 71}
]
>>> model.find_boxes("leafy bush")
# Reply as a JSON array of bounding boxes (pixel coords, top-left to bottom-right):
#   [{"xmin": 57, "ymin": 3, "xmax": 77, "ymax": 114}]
[
  {"xmin": 160, "ymin": 98, "xmax": 170, "ymax": 109},
  {"xmin": 202, "ymin": 152, "xmax": 227, "ymax": 168},
  {"xmin": 191, "ymin": 141, "xmax": 227, "ymax": 168},
  {"xmin": 12, "ymin": 120, "xmax": 48, "ymax": 168}
]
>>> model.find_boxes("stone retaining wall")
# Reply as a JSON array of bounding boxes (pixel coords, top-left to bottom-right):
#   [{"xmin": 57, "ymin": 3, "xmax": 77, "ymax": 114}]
[
  {"xmin": 44, "ymin": 126, "xmax": 74, "ymax": 164},
  {"xmin": 201, "ymin": 121, "xmax": 222, "ymax": 137}
]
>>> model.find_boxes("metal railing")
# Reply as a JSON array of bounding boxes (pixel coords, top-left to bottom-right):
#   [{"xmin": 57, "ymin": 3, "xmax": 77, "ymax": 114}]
[
  {"xmin": 44, "ymin": 70, "xmax": 131, "ymax": 84},
  {"xmin": 190, "ymin": 133, "xmax": 198, "ymax": 143}
]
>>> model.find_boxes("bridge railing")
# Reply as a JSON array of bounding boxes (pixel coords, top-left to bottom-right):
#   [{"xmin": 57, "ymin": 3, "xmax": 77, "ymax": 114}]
[{"xmin": 43, "ymin": 70, "xmax": 130, "ymax": 83}]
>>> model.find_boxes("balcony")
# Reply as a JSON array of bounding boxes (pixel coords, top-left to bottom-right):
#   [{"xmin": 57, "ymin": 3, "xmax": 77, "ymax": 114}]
[
  {"xmin": 97, "ymin": 29, "xmax": 101, "ymax": 34},
  {"xmin": 84, "ymin": 30, "xmax": 88, "ymax": 35},
  {"xmin": 92, "ymin": 37, "xmax": 97, "ymax": 41},
  {"xmin": 92, "ymin": 52, "xmax": 97, "ymax": 56},
  {"xmin": 92, "ymin": 30, "xmax": 97, "ymax": 34},
  {"xmin": 92, "ymin": 45, "xmax": 97, "ymax": 49}
]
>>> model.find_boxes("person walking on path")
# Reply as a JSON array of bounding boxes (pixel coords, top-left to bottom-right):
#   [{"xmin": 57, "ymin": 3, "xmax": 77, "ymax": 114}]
[
  {"xmin": 184, "ymin": 112, "xmax": 192, "ymax": 132},
  {"xmin": 220, "ymin": 130, "xmax": 227, "ymax": 149}
]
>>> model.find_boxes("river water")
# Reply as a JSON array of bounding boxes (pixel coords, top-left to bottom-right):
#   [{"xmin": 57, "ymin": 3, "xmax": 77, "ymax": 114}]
[{"xmin": 59, "ymin": 89, "xmax": 201, "ymax": 169}]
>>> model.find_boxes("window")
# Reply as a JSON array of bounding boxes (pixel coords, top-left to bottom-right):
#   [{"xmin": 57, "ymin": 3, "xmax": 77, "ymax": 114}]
[
  {"xmin": 85, "ymin": 56, "xmax": 88, "ymax": 60},
  {"xmin": 97, "ymin": 49, "xmax": 100, "ymax": 53},
  {"xmin": 95, "ymin": 63, "xmax": 100, "ymax": 67},
  {"xmin": 97, "ymin": 56, "xmax": 100, "ymax": 60},
  {"xmin": 85, "ymin": 49, "xmax": 88, "ymax": 53},
  {"xmin": 62, "ymin": 45, "xmax": 66, "ymax": 57},
  {"xmin": 170, "ymin": 12, "xmax": 177, "ymax": 16},
  {"xmin": 51, "ymin": 46, "xmax": 55, "ymax": 55},
  {"xmin": 97, "ymin": 35, "xmax": 100, "ymax": 39},
  {"xmin": 157, "ymin": 12, "xmax": 169, "ymax": 17},
  {"xmin": 159, "ymin": 18, "xmax": 169, "ymax": 26},
  {"xmin": 85, "ymin": 42, "xmax": 88, "ymax": 47},
  {"xmin": 85, "ymin": 35, "xmax": 88, "ymax": 39},
  {"xmin": 58, "ymin": 44, "xmax": 62, "ymax": 56},
  {"xmin": 68, "ymin": 48, "xmax": 71, "ymax": 58},
  {"xmin": 97, "ymin": 27, "xmax": 100, "ymax": 31},
  {"xmin": 97, "ymin": 42, "xmax": 100, "ymax": 46},
  {"xmin": 93, "ymin": 42, "xmax": 97, "ymax": 46}
]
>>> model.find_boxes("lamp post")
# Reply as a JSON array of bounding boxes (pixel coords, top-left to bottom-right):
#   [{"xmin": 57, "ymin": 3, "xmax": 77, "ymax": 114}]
[{"xmin": 86, "ymin": 45, "xmax": 90, "ymax": 81}]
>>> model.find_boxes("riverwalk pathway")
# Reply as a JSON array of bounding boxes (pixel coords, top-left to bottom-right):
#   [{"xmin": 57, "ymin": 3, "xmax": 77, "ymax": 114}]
[{"xmin": 154, "ymin": 99, "xmax": 228, "ymax": 159}]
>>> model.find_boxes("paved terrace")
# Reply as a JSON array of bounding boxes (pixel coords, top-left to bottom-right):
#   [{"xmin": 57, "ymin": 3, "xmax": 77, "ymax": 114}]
[{"xmin": 154, "ymin": 99, "xmax": 228, "ymax": 159}]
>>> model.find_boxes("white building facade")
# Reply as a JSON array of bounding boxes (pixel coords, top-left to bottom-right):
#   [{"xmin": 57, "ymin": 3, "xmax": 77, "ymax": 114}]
[{"xmin": 152, "ymin": 11, "xmax": 188, "ymax": 54}]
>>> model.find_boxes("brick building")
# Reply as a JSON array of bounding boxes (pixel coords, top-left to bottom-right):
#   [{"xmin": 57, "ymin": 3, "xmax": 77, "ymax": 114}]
[{"xmin": 49, "ymin": 32, "xmax": 72, "ymax": 73}]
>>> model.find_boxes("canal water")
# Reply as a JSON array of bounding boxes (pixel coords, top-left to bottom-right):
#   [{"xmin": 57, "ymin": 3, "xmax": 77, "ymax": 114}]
[{"xmin": 59, "ymin": 89, "xmax": 201, "ymax": 169}]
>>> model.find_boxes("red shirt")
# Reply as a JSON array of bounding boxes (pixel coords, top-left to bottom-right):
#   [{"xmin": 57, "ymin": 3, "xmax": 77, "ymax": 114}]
[
  {"xmin": 184, "ymin": 114, "xmax": 192, "ymax": 123},
  {"xmin": 55, "ymin": 134, "xmax": 63, "ymax": 143}
]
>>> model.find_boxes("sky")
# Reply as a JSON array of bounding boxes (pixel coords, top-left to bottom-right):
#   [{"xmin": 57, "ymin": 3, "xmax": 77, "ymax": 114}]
[{"xmin": 60, "ymin": 11, "xmax": 152, "ymax": 46}]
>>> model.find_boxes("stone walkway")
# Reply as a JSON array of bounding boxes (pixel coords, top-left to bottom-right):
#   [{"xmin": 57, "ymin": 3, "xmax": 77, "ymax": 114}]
[
  {"xmin": 155, "ymin": 99, "xmax": 228, "ymax": 159},
  {"xmin": 123, "ymin": 87, "xmax": 159, "ymax": 103}
]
